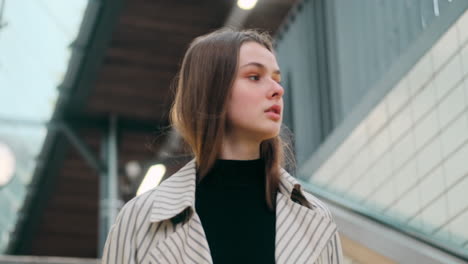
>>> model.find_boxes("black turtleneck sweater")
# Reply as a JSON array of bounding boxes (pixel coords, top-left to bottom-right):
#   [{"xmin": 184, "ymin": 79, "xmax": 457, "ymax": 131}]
[{"xmin": 195, "ymin": 159, "xmax": 276, "ymax": 264}]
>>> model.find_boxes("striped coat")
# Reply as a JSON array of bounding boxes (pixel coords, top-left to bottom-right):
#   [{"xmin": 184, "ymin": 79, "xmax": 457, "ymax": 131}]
[{"xmin": 102, "ymin": 160, "xmax": 343, "ymax": 263}]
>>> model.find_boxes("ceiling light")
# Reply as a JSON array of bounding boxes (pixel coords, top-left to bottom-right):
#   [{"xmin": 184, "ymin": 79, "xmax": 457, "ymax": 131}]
[
  {"xmin": 136, "ymin": 164, "xmax": 166, "ymax": 196},
  {"xmin": 0, "ymin": 142, "xmax": 15, "ymax": 186},
  {"xmin": 237, "ymin": 0, "xmax": 257, "ymax": 10},
  {"xmin": 125, "ymin": 160, "xmax": 141, "ymax": 180}
]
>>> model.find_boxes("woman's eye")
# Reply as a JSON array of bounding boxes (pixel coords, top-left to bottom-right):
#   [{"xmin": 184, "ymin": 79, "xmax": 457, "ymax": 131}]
[{"xmin": 248, "ymin": 75, "xmax": 260, "ymax": 81}]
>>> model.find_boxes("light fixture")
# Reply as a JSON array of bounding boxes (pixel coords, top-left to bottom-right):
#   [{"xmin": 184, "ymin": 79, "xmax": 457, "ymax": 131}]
[
  {"xmin": 125, "ymin": 160, "xmax": 141, "ymax": 180},
  {"xmin": 136, "ymin": 164, "xmax": 166, "ymax": 196},
  {"xmin": 237, "ymin": 0, "xmax": 258, "ymax": 10},
  {"xmin": 0, "ymin": 141, "xmax": 15, "ymax": 187}
]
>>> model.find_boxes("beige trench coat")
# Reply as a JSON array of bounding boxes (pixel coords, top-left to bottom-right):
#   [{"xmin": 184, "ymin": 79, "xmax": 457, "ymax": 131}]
[{"xmin": 102, "ymin": 160, "xmax": 343, "ymax": 263}]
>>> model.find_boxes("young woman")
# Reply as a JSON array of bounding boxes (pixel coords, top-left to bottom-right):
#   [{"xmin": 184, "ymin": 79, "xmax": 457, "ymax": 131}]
[{"xmin": 102, "ymin": 29, "xmax": 343, "ymax": 264}]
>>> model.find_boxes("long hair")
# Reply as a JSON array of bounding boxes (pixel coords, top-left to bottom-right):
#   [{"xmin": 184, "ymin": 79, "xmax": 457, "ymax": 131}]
[{"xmin": 170, "ymin": 28, "xmax": 289, "ymax": 210}]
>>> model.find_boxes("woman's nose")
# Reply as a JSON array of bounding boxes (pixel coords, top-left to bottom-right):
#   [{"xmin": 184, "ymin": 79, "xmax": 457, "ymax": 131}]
[{"xmin": 269, "ymin": 80, "xmax": 284, "ymax": 99}]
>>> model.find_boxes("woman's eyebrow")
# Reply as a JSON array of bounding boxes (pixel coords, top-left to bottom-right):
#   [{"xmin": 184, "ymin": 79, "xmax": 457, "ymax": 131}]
[{"xmin": 240, "ymin": 62, "xmax": 281, "ymax": 75}]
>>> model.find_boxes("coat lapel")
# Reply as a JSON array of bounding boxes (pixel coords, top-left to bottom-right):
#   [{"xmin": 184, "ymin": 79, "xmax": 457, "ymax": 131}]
[
  {"xmin": 146, "ymin": 160, "xmax": 213, "ymax": 263},
  {"xmin": 146, "ymin": 161, "xmax": 336, "ymax": 263},
  {"xmin": 275, "ymin": 169, "xmax": 337, "ymax": 264},
  {"xmin": 275, "ymin": 192, "xmax": 337, "ymax": 263},
  {"xmin": 146, "ymin": 214, "xmax": 212, "ymax": 264}
]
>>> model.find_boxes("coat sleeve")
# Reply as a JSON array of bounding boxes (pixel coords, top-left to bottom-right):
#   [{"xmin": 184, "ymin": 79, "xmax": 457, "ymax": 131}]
[
  {"xmin": 101, "ymin": 203, "xmax": 138, "ymax": 264},
  {"xmin": 315, "ymin": 231, "xmax": 343, "ymax": 264},
  {"xmin": 329, "ymin": 232, "xmax": 344, "ymax": 264}
]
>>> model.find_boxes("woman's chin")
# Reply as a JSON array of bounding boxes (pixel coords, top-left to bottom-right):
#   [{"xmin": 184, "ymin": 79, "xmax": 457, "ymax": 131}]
[{"xmin": 258, "ymin": 128, "xmax": 281, "ymax": 141}]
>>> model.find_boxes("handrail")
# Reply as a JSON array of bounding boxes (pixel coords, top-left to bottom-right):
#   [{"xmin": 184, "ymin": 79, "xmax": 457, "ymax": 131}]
[{"xmin": 0, "ymin": 255, "xmax": 99, "ymax": 264}]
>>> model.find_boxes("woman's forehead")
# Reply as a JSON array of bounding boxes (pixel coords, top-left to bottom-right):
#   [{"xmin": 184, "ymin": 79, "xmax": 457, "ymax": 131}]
[{"xmin": 238, "ymin": 42, "xmax": 279, "ymax": 70}]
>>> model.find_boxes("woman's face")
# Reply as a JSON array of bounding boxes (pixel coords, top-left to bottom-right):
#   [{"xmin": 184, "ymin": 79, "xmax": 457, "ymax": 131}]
[{"xmin": 226, "ymin": 41, "xmax": 284, "ymax": 142}]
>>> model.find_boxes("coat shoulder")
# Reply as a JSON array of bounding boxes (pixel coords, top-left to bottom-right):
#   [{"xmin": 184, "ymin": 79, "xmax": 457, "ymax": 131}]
[
  {"xmin": 301, "ymin": 189, "xmax": 334, "ymax": 220},
  {"xmin": 113, "ymin": 188, "xmax": 159, "ymax": 231},
  {"xmin": 102, "ymin": 188, "xmax": 168, "ymax": 264}
]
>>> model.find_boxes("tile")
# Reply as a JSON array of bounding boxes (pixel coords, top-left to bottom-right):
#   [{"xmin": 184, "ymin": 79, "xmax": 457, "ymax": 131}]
[
  {"xmin": 312, "ymin": 160, "xmax": 334, "ymax": 184},
  {"xmin": 332, "ymin": 173, "xmax": 352, "ymax": 193},
  {"xmin": 465, "ymin": 80, "xmax": 468, "ymax": 104},
  {"xmin": 369, "ymin": 128, "xmax": 390, "ymax": 160},
  {"xmin": 413, "ymin": 108, "xmax": 439, "ymax": 151},
  {"xmin": 419, "ymin": 212, "xmax": 434, "ymax": 235},
  {"xmin": 419, "ymin": 167, "xmax": 445, "ymax": 208},
  {"xmin": 328, "ymin": 163, "xmax": 353, "ymax": 191},
  {"xmin": 416, "ymin": 137, "xmax": 443, "ymax": 177},
  {"xmin": 411, "ymin": 81, "xmax": 437, "ymax": 122},
  {"xmin": 394, "ymin": 161, "xmax": 418, "ymax": 198},
  {"xmin": 437, "ymin": 81, "xmax": 466, "ymax": 128},
  {"xmin": 327, "ymin": 153, "xmax": 349, "ymax": 178},
  {"xmin": 366, "ymin": 101, "xmax": 388, "ymax": 137},
  {"xmin": 450, "ymin": 209, "xmax": 468, "ymax": 245},
  {"xmin": 353, "ymin": 173, "xmax": 375, "ymax": 199},
  {"xmin": 348, "ymin": 174, "xmax": 373, "ymax": 201},
  {"xmin": 390, "ymin": 189, "xmax": 420, "ymax": 221},
  {"xmin": 332, "ymin": 144, "xmax": 352, "ymax": 175},
  {"xmin": 421, "ymin": 196, "xmax": 449, "ymax": 233},
  {"xmin": 346, "ymin": 186, "xmax": 364, "ymax": 202},
  {"xmin": 432, "ymin": 26, "xmax": 459, "ymax": 71},
  {"xmin": 311, "ymin": 169, "xmax": 331, "ymax": 185},
  {"xmin": 434, "ymin": 55, "xmax": 463, "ymax": 101},
  {"xmin": 447, "ymin": 175, "xmax": 468, "ymax": 218},
  {"xmin": 408, "ymin": 52, "xmax": 434, "ymax": 96},
  {"xmin": 457, "ymin": 10, "xmax": 468, "ymax": 45},
  {"xmin": 391, "ymin": 130, "xmax": 415, "ymax": 171},
  {"xmin": 352, "ymin": 147, "xmax": 372, "ymax": 179},
  {"xmin": 461, "ymin": 43, "xmax": 468, "ymax": 76},
  {"xmin": 443, "ymin": 140, "xmax": 468, "ymax": 186},
  {"xmin": 389, "ymin": 105, "xmax": 413, "ymax": 142},
  {"xmin": 344, "ymin": 159, "xmax": 359, "ymax": 185},
  {"xmin": 386, "ymin": 78, "xmax": 410, "ymax": 117},
  {"xmin": 368, "ymin": 156, "xmax": 392, "ymax": 200},
  {"xmin": 440, "ymin": 110, "xmax": 468, "ymax": 158},
  {"xmin": 373, "ymin": 182, "xmax": 396, "ymax": 209},
  {"xmin": 408, "ymin": 215, "xmax": 424, "ymax": 232},
  {"xmin": 346, "ymin": 122, "xmax": 368, "ymax": 157},
  {"xmin": 385, "ymin": 204, "xmax": 406, "ymax": 222},
  {"xmin": 433, "ymin": 227, "xmax": 452, "ymax": 244}
]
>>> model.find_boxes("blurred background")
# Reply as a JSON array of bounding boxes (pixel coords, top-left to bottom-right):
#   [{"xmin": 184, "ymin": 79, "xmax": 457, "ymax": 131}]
[{"xmin": 0, "ymin": 0, "xmax": 467, "ymax": 263}]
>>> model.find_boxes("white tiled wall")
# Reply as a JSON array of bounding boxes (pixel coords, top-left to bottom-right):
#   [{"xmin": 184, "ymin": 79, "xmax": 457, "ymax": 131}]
[{"xmin": 309, "ymin": 10, "xmax": 468, "ymax": 250}]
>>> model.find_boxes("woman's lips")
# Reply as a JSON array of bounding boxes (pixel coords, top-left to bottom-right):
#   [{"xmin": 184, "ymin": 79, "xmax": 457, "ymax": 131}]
[
  {"xmin": 265, "ymin": 111, "xmax": 281, "ymax": 121},
  {"xmin": 265, "ymin": 105, "xmax": 281, "ymax": 121}
]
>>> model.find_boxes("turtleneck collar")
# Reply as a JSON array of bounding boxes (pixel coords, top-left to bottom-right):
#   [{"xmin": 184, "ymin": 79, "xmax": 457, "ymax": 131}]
[{"xmin": 198, "ymin": 159, "xmax": 265, "ymax": 187}]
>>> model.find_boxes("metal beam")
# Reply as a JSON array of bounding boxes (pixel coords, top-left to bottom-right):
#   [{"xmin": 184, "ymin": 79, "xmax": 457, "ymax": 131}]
[
  {"xmin": 0, "ymin": 117, "xmax": 60, "ymax": 131},
  {"xmin": 61, "ymin": 123, "xmax": 105, "ymax": 174},
  {"xmin": 98, "ymin": 115, "xmax": 121, "ymax": 256},
  {"xmin": 106, "ymin": 115, "xmax": 119, "ymax": 227},
  {"xmin": 0, "ymin": 116, "xmax": 165, "ymax": 134}
]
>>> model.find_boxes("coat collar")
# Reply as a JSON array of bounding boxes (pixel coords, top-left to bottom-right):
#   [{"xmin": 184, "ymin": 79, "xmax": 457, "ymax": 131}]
[
  {"xmin": 146, "ymin": 159, "xmax": 338, "ymax": 264},
  {"xmin": 149, "ymin": 159, "xmax": 314, "ymax": 223}
]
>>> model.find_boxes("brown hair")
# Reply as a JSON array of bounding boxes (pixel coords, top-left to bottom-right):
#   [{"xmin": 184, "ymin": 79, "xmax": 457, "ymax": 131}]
[{"xmin": 170, "ymin": 28, "xmax": 289, "ymax": 210}]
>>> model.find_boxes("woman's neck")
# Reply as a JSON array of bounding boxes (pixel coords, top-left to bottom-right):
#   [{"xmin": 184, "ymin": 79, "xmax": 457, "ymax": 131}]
[{"xmin": 220, "ymin": 135, "xmax": 260, "ymax": 160}]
